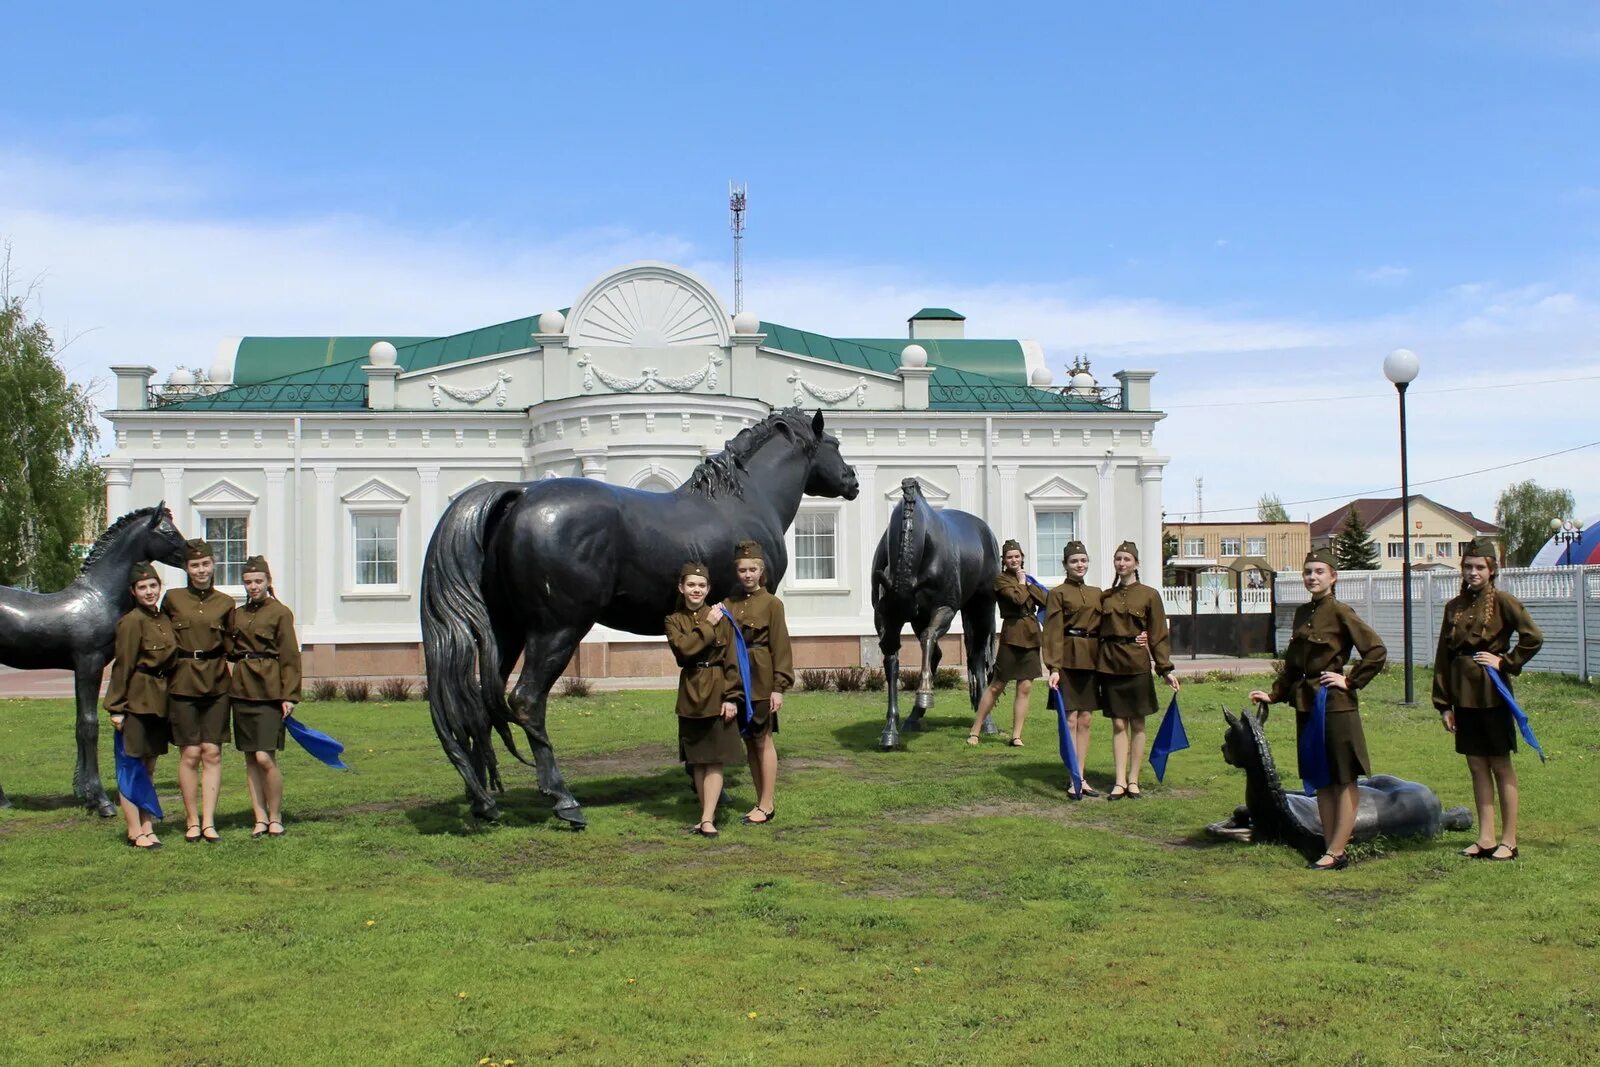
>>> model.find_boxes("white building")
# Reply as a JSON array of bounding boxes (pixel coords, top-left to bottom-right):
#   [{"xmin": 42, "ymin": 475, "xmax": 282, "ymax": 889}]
[{"xmin": 103, "ymin": 261, "xmax": 1167, "ymax": 679}]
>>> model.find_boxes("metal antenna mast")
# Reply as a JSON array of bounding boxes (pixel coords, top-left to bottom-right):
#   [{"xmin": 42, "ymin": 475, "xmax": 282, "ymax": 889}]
[
  {"xmin": 729, "ymin": 181, "xmax": 747, "ymax": 314},
  {"xmin": 1195, "ymin": 476, "xmax": 1204, "ymax": 521}
]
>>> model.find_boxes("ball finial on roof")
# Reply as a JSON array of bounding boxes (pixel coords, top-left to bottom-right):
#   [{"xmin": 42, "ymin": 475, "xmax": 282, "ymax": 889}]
[
  {"xmin": 901, "ymin": 343, "xmax": 928, "ymax": 368},
  {"xmin": 368, "ymin": 340, "xmax": 398, "ymax": 367},
  {"xmin": 1030, "ymin": 366, "xmax": 1053, "ymax": 387},
  {"xmin": 538, "ymin": 310, "xmax": 566, "ymax": 335},
  {"xmin": 732, "ymin": 311, "xmax": 760, "ymax": 334},
  {"xmin": 168, "ymin": 368, "xmax": 195, "ymax": 387}
]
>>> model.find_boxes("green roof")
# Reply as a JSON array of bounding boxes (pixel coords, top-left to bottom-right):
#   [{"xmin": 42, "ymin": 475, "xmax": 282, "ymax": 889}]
[
  {"xmin": 232, "ymin": 336, "xmax": 430, "ymax": 385},
  {"xmin": 842, "ymin": 338, "xmax": 1028, "ymax": 384},
  {"xmin": 909, "ymin": 307, "xmax": 965, "ymax": 320}
]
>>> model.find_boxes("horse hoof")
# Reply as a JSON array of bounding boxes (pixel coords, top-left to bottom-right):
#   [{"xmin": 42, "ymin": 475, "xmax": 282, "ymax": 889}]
[
  {"xmin": 980, "ymin": 719, "xmax": 1000, "ymax": 735},
  {"xmin": 93, "ymin": 802, "xmax": 117, "ymax": 819},
  {"xmin": 553, "ymin": 802, "xmax": 587, "ymax": 829},
  {"xmin": 880, "ymin": 732, "xmax": 900, "ymax": 750},
  {"xmin": 470, "ymin": 800, "xmax": 502, "ymax": 823}
]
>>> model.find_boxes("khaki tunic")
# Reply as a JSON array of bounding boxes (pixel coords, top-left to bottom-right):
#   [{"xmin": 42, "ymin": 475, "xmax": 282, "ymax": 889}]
[
  {"xmin": 1268, "ymin": 595, "xmax": 1387, "ymax": 713},
  {"xmin": 226, "ymin": 597, "xmax": 303, "ymax": 703},
  {"xmin": 103, "ymin": 607, "xmax": 179, "ymax": 718},
  {"xmin": 161, "ymin": 586, "xmax": 236, "ymax": 698},
  {"xmin": 995, "ymin": 573, "xmax": 1047, "ymax": 649},
  {"xmin": 664, "ymin": 604, "xmax": 735, "ymax": 718},
  {"xmin": 723, "ymin": 588, "xmax": 794, "ymax": 704},
  {"xmin": 1042, "ymin": 578, "xmax": 1102, "ymax": 672},
  {"xmin": 1432, "ymin": 587, "xmax": 1543, "ymax": 712},
  {"xmin": 1097, "ymin": 583, "xmax": 1174, "ymax": 677}
]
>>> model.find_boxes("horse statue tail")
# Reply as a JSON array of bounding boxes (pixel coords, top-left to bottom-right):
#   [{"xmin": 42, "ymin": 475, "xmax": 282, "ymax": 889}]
[
  {"xmin": 420, "ymin": 482, "xmax": 526, "ymax": 817},
  {"xmin": 886, "ymin": 479, "xmax": 924, "ymax": 600}
]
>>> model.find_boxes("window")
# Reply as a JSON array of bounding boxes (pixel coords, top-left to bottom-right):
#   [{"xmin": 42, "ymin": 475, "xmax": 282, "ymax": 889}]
[
  {"xmin": 1034, "ymin": 511, "xmax": 1076, "ymax": 575},
  {"xmin": 1220, "ymin": 537, "xmax": 1242, "ymax": 556},
  {"xmin": 1245, "ymin": 536, "xmax": 1267, "ymax": 556},
  {"xmin": 205, "ymin": 516, "xmax": 248, "ymax": 587},
  {"xmin": 1183, "ymin": 537, "xmax": 1206, "ymax": 558},
  {"xmin": 1436, "ymin": 542, "xmax": 1453, "ymax": 558},
  {"xmin": 1414, "ymin": 541, "xmax": 1426, "ymax": 558},
  {"xmin": 353, "ymin": 514, "xmax": 399, "ymax": 587},
  {"xmin": 794, "ymin": 511, "xmax": 837, "ymax": 582},
  {"xmin": 1387, "ymin": 542, "xmax": 1406, "ymax": 559}
]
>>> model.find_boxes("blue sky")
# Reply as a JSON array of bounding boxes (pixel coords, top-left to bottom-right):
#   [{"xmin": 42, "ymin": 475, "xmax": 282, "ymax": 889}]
[{"xmin": 2, "ymin": 2, "xmax": 1596, "ymax": 524}]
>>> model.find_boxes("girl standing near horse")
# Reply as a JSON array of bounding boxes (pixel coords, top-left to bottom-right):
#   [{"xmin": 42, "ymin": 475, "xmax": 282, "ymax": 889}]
[
  {"xmin": 723, "ymin": 540, "xmax": 793, "ymax": 826},
  {"xmin": 227, "ymin": 556, "xmax": 301, "ymax": 840},
  {"xmin": 1044, "ymin": 540, "xmax": 1102, "ymax": 798},
  {"xmin": 1432, "ymin": 539, "xmax": 1542, "ymax": 861},
  {"xmin": 1249, "ymin": 549, "xmax": 1387, "ymax": 870},
  {"xmin": 970, "ymin": 539, "xmax": 1046, "ymax": 746},
  {"xmin": 665, "ymin": 562, "xmax": 743, "ymax": 837},
  {"xmin": 163, "ymin": 539, "xmax": 234, "ymax": 843},
  {"xmin": 1098, "ymin": 541, "xmax": 1178, "ymax": 799},
  {"xmin": 104, "ymin": 562, "xmax": 178, "ymax": 850}
]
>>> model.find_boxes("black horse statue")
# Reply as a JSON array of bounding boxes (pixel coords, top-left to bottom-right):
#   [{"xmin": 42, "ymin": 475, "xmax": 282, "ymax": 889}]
[
  {"xmin": 0, "ymin": 504, "xmax": 190, "ymax": 814},
  {"xmin": 1208, "ymin": 705, "xmax": 1471, "ymax": 859},
  {"xmin": 421, "ymin": 408, "xmax": 858, "ymax": 826},
  {"xmin": 871, "ymin": 477, "xmax": 999, "ymax": 750}
]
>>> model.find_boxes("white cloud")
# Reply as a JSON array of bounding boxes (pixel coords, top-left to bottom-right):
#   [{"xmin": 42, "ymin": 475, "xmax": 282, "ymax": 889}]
[{"xmin": 1358, "ymin": 264, "xmax": 1412, "ymax": 285}]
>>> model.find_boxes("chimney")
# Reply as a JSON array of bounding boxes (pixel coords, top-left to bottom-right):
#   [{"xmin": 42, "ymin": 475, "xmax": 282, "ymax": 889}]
[{"xmin": 908, "ymin": 308, "xmax": 965, "ymax": 340}]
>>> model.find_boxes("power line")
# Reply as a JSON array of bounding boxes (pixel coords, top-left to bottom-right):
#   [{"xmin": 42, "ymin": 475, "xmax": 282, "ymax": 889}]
[
  {"xmin": 1162, "ymin": 372, "xmax": 1600, "ymax": 410},
  {"xmin": 1192, "ymin": 439, "xmax": 1600, "ymax": 518}
]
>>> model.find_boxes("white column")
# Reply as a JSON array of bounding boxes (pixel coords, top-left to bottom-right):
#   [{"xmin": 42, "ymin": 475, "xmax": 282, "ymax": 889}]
[
  {"xmin": 104, "ymin": 464, "xmax": 133, "ymax": 519},
  {"xmin": 1097, "ymin": 458, "xmax": 1116, "ymax": 587},
  {"xmin": 314, "ymin": 466, "xmax": 338, "ymax": 627},
  {"xmin": 162, "ymin": 466, "xmax": 186, "ymax": 527},
  {"xmin": 264, "ymin": 466, "xmax": 288, "ymax": 576},
  {"xmin": 854, "ymin": 462, "xmax": 878, "ymax": 591},
  {"xmin": 418, "ymin": 465, "xmax": 440, "ymax": 593},
  {"xmin": 996, "ymin": 463, "xmax": 1019, "ymax": 541},
  {"xmin": 574, "ymin": 447, "xmax": 608, "ymax": 480},
  {"xmin": 1140, "ymin": 461, "xmax": 1164, "ymax": 583},
  {"xmin": 957, "ymin": 463, "xmax": 980, "ymax": 514}
]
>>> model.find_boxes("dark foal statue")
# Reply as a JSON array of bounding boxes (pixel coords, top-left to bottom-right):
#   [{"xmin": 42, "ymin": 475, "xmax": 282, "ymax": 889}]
[
  {"xmin": 421, "ymin": 408, "xmax": 858, "ymax": 827},
  {"xmin": 0, "ymin": 504, "xmax": 190, "ymax": 814},
  {"xmin": 871, "ymin": 478, "xmax": 999, "ymax": 750},
  {"xmin": 1209, "ymin": 705, "xmax": 1471, "ymax": 860}
]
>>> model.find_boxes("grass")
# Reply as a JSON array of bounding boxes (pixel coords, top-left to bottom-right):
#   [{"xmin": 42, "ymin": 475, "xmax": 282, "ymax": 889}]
[{"xmin": 2, "ymin": 670, "xmax": 1598, "ymax": 1065}]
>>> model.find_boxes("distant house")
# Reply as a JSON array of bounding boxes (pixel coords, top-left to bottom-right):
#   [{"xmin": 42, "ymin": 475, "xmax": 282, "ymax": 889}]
[
  {"xmin": 1162, "ymin": 521, "xmax": 1309, "ymax": 588},
  {"xmin": 1309, "ymin": 495, "xmax": 1500, "ymax": 571}
]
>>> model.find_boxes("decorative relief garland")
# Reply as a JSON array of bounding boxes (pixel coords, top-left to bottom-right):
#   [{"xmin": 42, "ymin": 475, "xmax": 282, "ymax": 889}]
[
  {"xmin": 787, "ymin": 371, "xmax": 868, "ymax": 407},
  {"xmin": 576, "ymin": 354, "xmax": 721, "ymax": 393},
  {"xmin": 428, "ymin": 371, "xmax": 512, "ymax": 408}
]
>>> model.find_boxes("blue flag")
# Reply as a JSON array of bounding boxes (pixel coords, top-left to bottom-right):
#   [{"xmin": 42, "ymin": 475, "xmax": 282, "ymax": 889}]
[
  {"xmin": 1147, "ymin": 693, "xmax": 1189, "ymax": 782},
  {"xmin": 285, "ymin": 715, "xmax": 350, "ymax": 770},
  {"xmin": 1486, "ymin": 666, "xmax": 1545, "ymax": 763},
  {"xmin": 1298, "ymin": 685, "xmax": 1332, "ymax": 795},
  {"xmin": 721, "ymin": 605, "xmax": 757, "ymax": 739},
  {"xmin": 114, "ymin": 731, "xmax": 163, "ymax": 818},
  {"xmin": 1050, "ymin": 684, "xmax": 1084, "ymax": 793},
  {"xmin": 1025, "ymin": 575, "xmax": 1049, "ymax": 627}
]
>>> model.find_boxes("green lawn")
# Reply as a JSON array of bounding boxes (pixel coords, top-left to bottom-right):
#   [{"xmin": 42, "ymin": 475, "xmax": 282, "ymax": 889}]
[{"xmin": 2, "ymin": 670, "xmax": 1598, "ymax": 1066}]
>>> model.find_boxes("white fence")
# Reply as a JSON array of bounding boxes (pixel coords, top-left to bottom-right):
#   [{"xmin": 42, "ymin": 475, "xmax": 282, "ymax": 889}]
[
  {"xmin": 1274, "ymin": 566, "xmax": 1600, "ymax": 680},
  {"xmin": 1162, "ymin": 586, "xmax": 1274, "ymax": 615}
]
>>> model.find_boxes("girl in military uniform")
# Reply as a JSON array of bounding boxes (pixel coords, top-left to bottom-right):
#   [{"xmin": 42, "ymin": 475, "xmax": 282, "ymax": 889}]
[
  {"xmin": 104, "ymin": 562, "xmax": 178, "ymax": 849},
  {"xmin": 1250, "ymin": 549, "xmax": 1387, "ymax": 870},
  {"xmin": 722, "ymin": 540, "xmax": 793, "ymax": 825},
  {"xmin": 665, "ymin": 562, "xmax": 743, "ymax": 837},
  {"xmin": 1044, "ymin": 540, "xmax": 1102, "ymax": 797},
  {"xmin": 1098, "ymin": 541, "xmax": 1178, "ymax": 799},
  {"xmin": 1432, "ymin": 539, "xmax": 1542, "ymax": 860},
  {"xmin": 226, "ymin": 556, "xmax": 302, "ymax": 839},
  {"xmin": 969, "ymin": 539, "xmax": 1047, "ymax": 746},
  {"xmin": 162, "ymin": 539, "xmax": 235, "ymax": 843}
]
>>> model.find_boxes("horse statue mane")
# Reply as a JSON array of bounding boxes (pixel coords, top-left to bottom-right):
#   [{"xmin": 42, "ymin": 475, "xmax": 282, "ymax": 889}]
[
  {"xmin": 1211, "ymin": 705, "xmax": 1471, "ymax": 858},
  {"xmin": 80, "ymin": 504, "xmax": 174, "ymax": 573},
  {"xmin": 682, "ymin": 408, "xmax": 820, "ymax": 499},
  {"xmin": 889, "ymin": 481, "xmax": 921, "ymax": 595}
]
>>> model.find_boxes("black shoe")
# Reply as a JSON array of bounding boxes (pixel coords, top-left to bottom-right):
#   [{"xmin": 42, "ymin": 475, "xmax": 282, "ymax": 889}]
[
  {"xmin": 740, "ymin": 807, "xmax": 775, "ymax": 825},
  {"xmin": 1107, "ymin": 786, "xmax": 1127, "ymax": 801},
  {"xmin": 1126, "ymin": 785, "xmax": 1144, "ymax": 800},
  {"xmin": 1306, "ymin": 852, "xmax": 1349, "ymax": 871},
  {"xmin": 1486, "ymin": 844, "xmax": 1518, "ymax": 861},
  {"xmin": 200, "ymin": 825, "xmax": 221, "ymax": 844}
]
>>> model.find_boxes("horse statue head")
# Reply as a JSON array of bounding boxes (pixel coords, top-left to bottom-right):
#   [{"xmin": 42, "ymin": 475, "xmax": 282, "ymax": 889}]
[
  {"xmin": 79, "ymin": 502, "xmax": 190, "ymax": 583},
  {"xmin": 799, "ymin": 409, "xmax": 859, "ymax": 501}
]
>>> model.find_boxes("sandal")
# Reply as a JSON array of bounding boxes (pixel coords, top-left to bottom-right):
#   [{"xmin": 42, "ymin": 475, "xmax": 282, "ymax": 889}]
[
  {"xmin": 966, "ymin": 733, "xmax": 981, "ymax": 746},
  {"xmin": 741, "ymin": 807, "xmax": 774, "ymax": 825},
  {"xmin": 1008, "ymin": 738, "xmax": 1025, "ymax": 747},
  {"xmin": 1079, "ymin": 785, "xmax": 1101, "ymax": 798},
  {"xmin": 201, "ymin": 824, "xmax": 221, "ymax": 844},
  {"xmin": 1126, "ymin": 784, "xmax": 1143, "ymax": 799},
  {"xmin": 184, "ymin": 823, "xmax": 203, "ymax": 844},
  {"xmin": 1486, "ymin": 844, "xmax": 1518, "ymax": 861},
  {"xmin": 266, "ymin": 821, "xmax": 286, "ymax": 838},
  {"xmin": 1107, "ymin": 786, "xmax": 1127, "ymax": 801},
  {"xmin": 691, "ymin": 821, "xmax": 720, "ymax": 838},
  {"xmin": 251, "ymin": 821, "xmax": 270, "ymax": 840},
  {"xmin": 129, "ymin": 832, "xmax": 163, "ymax": 851},
  {"xmin": 1307, "ymin": 852, "xmax": 1349, "ymax": 871},
  {"xmin": 1459, "ymin": 843, "xmax": 1493, "ymax": 858}
]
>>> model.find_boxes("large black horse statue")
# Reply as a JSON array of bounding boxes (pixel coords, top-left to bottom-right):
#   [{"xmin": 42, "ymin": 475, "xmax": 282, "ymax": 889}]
[
  {"xmin": 1208, "ymin": 705, "xmax": 1471, "ymax": 859},
  {"xmin": 871, "ymin": 478, "xmax": 999, "ymax": 750},
  {"xmin": 421, "ymin": 408, "xmax": 858, "ymax": 826},
  {"xmin": 0, "ymin": 504, "xmax": 190, "ymax": 814}
]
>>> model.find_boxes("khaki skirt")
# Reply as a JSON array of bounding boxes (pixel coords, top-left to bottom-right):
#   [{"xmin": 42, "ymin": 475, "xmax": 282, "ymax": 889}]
[
  {"xmin": 1297, "ymin": 707, "xmax": 1370, "ymax": 785},
  {"xmin": 169, "ymin": 694, "xmax": 231, "ymax": 747},
  {"xmin": 232, "ymin": 699, "xmax": 286, "ymax": 753},
  {"xmin": 121, "ymin": 712, "xmax": 170, "ymax": 758},
  {"xmin": 1454, "ymin": 705, "xmax": 1516, "ymax": 758},
  {"xmin": 993, "ymin": 644, "xmax": 1042, "ymax": 683},
  {"xmin": 1056, "ymin": 668, "xmax": 1099, "ymax": 712},
  {"xmin": 679, "ymin": 715, "xmax": 746, "ymax": 765},
  {"xmin": 1099, "ymin": 672, "xmax": 1157, "ymax": 719}
]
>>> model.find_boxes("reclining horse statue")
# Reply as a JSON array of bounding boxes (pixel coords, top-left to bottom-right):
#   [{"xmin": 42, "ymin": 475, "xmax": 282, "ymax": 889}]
[
  {"xmin": 0, "ymin": 504, "xmax": 190, "ymax": 814},
  {"xmin": 421, "ymin": 408, "xmax": 858, "ymax": 827},
  {"xmin": 1208, "ymin": 705, "xmax": 1471, "ymax": 859},
  {"xmin": 871, "ymin": 478, "xmax": 999, "ymax": 750}
]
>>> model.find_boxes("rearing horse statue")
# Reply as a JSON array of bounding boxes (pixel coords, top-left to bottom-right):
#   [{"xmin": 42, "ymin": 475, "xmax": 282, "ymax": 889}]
[
  {"xmin": 0, "ymin": 504, "xmax": 190, "ymax": 814},
  {"xmin": 872, "ymin": 478, "xmax": 999, "ymax": 750},
  {"xmin": 421, "ymin": 408, "xmax": 858, "ymax": 827}
]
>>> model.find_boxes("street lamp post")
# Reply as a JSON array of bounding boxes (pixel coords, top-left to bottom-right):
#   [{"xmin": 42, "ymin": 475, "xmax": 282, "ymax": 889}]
[
  {"xmin": 1384, "ymin": 348, "xmax": 1421, "ymax": 705},
  {"xmin": 1550, "ymin": 518, "xmax": 1585, "ymax": 567}
]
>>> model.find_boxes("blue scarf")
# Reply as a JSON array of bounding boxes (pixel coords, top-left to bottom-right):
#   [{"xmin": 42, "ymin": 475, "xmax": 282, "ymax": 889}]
[
  {"xmin": 1485, "ymin": 666, "xmax": 1545, "ymax": 763},
  {"xmin": 114, "ymin": 731, "xmax": 163, "ymax": 818},
  {"xmin": 285, "ymin": 715, "xmax": 349, "ymax": 769},
  {"xmin": 1148, "ymin": 693, "xmax": 1189, "ymax": 782},
  {"xmin": 1298, "ymin": 685, "xmax": 1332, "ymax": 795},
  {"xmin": 1025, "ymin": 575, "xmax": 1049, "ymax": 627},
  {"xmin": 721, "ymin": 604, "xmax": 757, "ymax": 739},
  {"xmin": 1050, "ymin": 685, "xmax": 1084, "ymax": 793}
]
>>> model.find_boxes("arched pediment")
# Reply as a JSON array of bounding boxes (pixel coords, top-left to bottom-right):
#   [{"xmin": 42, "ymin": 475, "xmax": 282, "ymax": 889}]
[
  {"xmin": 566, "ymin": 262, "xmax": 731, "ymax": 349},
  {"xmin": 629, "ymin": 463, "xmax": 681, "ymax": 491}
]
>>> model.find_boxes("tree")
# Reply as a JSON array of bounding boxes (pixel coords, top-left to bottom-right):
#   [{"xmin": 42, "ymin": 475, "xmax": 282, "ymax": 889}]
[
  {"xmin": 1332, "ymin": 506, "xmax": 1380, "ymax": 571},
  {"xmin": 1162, "ymin": 530, "xmax": 1180, "ymax": 584},
  {"xmin": 0, "ymin": 260, "xmax": 105, "ymax": 591},
  {"xmin": 1257, "ymin": 492, "xmax": 1290, "ymax": 523},
  {"xmin": 1495, "ymin": 480, "xmax": 1576, "ymax": 567}
]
